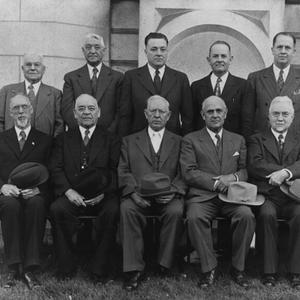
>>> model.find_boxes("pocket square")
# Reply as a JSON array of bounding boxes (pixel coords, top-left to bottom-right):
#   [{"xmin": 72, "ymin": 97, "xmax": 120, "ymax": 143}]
[{"xmin": 233, "ymin": 151, "xmax": 239, "ymax": 156}]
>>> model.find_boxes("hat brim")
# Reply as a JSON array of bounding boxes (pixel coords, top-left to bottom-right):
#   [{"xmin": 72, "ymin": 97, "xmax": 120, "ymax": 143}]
[
  {"xmin": 280, "ymin": 184, "xmax": 300, "ymax": 203},
  {"xmin": 218, "ymin": 193, "xmax": 265, "ymax": 206},
  {"xmin": 137, "ymin": 187, "xmax": 177, "ymax": 198}
]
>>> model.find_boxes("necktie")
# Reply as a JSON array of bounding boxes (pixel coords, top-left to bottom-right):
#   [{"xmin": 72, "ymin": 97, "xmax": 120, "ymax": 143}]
[
  {"xmin": 152, "ymin": 132, "xmax": 161, "ymax": 153},
  {"xmin": 215, "ymin": 133, "xmax": 221, "ymax": 152},
  {"xmin": 28, "ymin": 84, "xmax": 36, "ymax": 119},
  {"xmin": 278, "ymin": 134, "xmax": 284, "ymax": 161},
  {"xmin": 154, "ymin": 69, "xmax": 161, "ymax": 95},
  {"xmin": 214, "ymin": 77, "xmax": 222, "ymax": 96},
  {"xmin": 277, "ymin": 69, "xmax": 284, "ymax": 92},
  {"xmin": 19, "ymin": 130, "xmax": 26, "ymax": 151},
  {"xmin": 83, "ymin": 129, "xmax": 90, "ymax": 146},
  {"xmin": 91, "ymin": 67, "xmax": 98, "ymax": 97}
]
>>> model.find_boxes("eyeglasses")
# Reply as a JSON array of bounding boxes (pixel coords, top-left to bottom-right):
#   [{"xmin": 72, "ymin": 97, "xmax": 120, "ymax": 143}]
[
  {"xmin": 11, "ymin": 104, "xmax": 31, "ymax": 112},
  {"xmin": 271, "ymin": 112, "xmax": 292, "ymax": 118}
]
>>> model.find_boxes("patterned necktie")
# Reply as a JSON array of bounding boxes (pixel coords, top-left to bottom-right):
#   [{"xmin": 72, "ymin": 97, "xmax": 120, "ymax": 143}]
[
  {"xmin": 278, "ymin": 134, "xmax": 284, "ymax": 161},
  {"xmin": 215, "ymin": 133, "xmax": 221, "ymax": 152},
  {"xmin": 214, "ymin": 77, "xmax": 222, "ymax": 96},
  {"xmin": 154, "ymin": 69, "xmax": 161, "ymax": 95},
  {"xmin": 91, "ymin": 67, "xmax": 98, "ymax": 97},
  {"xmin": 152, "ymin": 132, "xmax": 161, "ymax": 153},
  {"xmin": 83, "ymin": 129, "xmax": 90, "ymax": 146},
  {"xmin": 277, "ymin": 69, "xmax": 284, "ymax": 92},
  {"xmin": 19, "ymin": 130, "xmax": 26, "ymax": 151},
  {"xmin": 28, "ymin": 84, "xmax": 36, "ymax": 119}
]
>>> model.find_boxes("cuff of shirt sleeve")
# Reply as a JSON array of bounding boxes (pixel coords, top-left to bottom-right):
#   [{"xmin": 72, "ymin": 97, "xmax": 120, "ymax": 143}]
[
  {"xmin": 233, "ymin": 173, "xmax": 239, "ymax": 182},
  {"xmin": 282, "ymin": 168, "xmax": 293, "ymax": 181}
]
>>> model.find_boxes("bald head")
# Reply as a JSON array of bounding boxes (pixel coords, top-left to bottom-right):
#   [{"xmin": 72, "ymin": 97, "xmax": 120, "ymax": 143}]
[
  {"xmin": 146, "ymin": 95, "xmax": 170, "ymax": 111},
  {"xmin": 22, "ymin": 53, "xmax": 45, "ymax": 84}
]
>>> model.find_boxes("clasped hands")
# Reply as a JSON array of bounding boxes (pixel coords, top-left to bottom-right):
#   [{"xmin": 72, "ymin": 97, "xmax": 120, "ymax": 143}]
[
  {"xmin": 266, "ymin": 169, "xmax": 290, "ymax": 186},
  {"xmin": 213, "ymin": 174, "xmax": 236, "ymax": 193},
  {"xmin": 65, "ymin": 188, "xmax": 104, "ymax": 207},
  {"xmin": 1, "ymin": 184, "xmax": 40, "ymax": 199},
  {"xmin": 131, "ymin": 192, "xmax": 175, "ymax": 208}
]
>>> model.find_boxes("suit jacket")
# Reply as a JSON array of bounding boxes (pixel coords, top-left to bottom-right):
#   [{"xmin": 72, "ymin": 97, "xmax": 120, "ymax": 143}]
[
  {"xmin": 0, "ymin": 127, "xmax": 52, "ymax": 192},
  {"xmin": 50, "ymin": 126, "xmax": 121, "ymax": 198},
  {"xmin": 247, "ymin": 65, "xmax": 300, "ymax": 134},
  {"xmin": 180, "ymin": 128, "xmax": 247, "ymax": 203},
  {"xmin": 191, "ymin": 72, "xmax": 254, "ymax": 139},
  {"xmin": 118, "ymin": 128, "xmax": 186, "ymax": 198},
  {"xmin": 62, "ymin": 64, "xmax": 124, "ymax": 133},
  {"xmin": 0, "ymin": 82, "xmax": 63, "ymax": 137},
  {"xmin": 118, "ymin": 64, "xmax": 193, "ymax": 136},
  {"xmin": 248, "ymin": 129, "xmax": 300, "ymax": 195}
]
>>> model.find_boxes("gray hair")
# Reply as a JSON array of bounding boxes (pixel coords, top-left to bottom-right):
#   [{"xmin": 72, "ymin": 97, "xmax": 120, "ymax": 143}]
[
  {"xmin": 269, "ymin": 96, "xmax": 294, "ymax": 114},
  {"xmin": 83, "ymin": 33, "xmax": 105, "ymax": 48}
]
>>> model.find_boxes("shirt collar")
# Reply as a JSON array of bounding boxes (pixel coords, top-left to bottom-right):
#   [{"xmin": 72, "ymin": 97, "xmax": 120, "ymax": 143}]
[
  {"xmin": 148, "ymin": 126, "xmax": 165, "ymax": 138},
  {"xmin": 24, "ymin": 79, "xmax": 41, "ymax": 95},
  {"xmin": 87, "ymin": 63, "xmax": 102, "ymax": 79},
  {"xmin": 79, "ymin": 125, "xmax": 96, "ymax": 140},
  {"xmin": 211, "ymin": 71, "xmax": 229, "ymax": 83},
  {"xmin": 206, "ymin": 127, "xmax": 223, "ymax": 140},
  {"xmin": 273, "ymin": 64, "xmax": 290, "ymax": 81},
  {"xmin": 147, "ymin": 64, "xmax": 165, "ymax": 80},
  {"xmin": 15, "ymin": 125, "xmax": 31, "ymax": 140},
  {"xmin": 271, "ymin": 128, "xmax": 287, "ymax": 141}
]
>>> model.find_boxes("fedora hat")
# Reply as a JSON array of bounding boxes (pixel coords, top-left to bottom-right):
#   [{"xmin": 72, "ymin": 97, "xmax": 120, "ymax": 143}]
[
  {"xmin": 219, "ymin": 181, "xmax": 265, "ymax": 206},
  {"xmin": 280, "ymin": 179, "xmax": 300, "ymax": 203},
  {"xmin": 136, "ymin": 173, "xmax": 177, "ymax": 198},
  {"xmin": 8, "ymin": 162, "xmax": 49, "ymax": 189}
]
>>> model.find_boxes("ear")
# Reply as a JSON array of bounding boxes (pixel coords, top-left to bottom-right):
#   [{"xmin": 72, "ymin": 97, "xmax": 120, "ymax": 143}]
[{"xmin": 201, "ymin": 111, "xmax": 205, "ymax": 121}]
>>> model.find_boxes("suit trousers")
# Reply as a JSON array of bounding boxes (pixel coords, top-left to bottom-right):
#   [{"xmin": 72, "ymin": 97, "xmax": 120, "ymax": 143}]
[
  {"xmin": 0, "ymin": 194, "xmax": 47, "ymax": 268},
  {"xmin": 187, "ymin": 197, "xmax": 255, "ymax": 273},
  {"xmin": 256, "ymin": 190, "xmax": 300, "ymax": 274},
  {"xmin": 120, "ymin": 196, "xmax": 184, "ymax": 272},
  {"xmin": 50, "ymin": 193, "xmax": 119, "ymax": 275}
]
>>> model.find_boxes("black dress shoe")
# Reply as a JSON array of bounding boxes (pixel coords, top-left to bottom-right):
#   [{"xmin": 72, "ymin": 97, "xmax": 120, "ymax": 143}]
[
  {"xmin": 230, "ymin": 267, "xmax": 250, "ymax": 288},
  {"xmin": 290, "ymin": 274, "xmax": 300, "ymax": 290},
  {"xmin": 262, "ymin": 274, "xmax": 277, "ymax": 287},
  {"xmin": 123, "ymin": 271, "xmax": 143, "ymax": 291},
  {"xmin": 23, "ymin": 272, "xmax": 41, "ymax": 289},
  {"xmin": 198, "ymin": 268, "xmax": 216, "ymax": 289},
  {"xmin": 3, "ymin": 270, "xmax": 20, "ymax": 288}
]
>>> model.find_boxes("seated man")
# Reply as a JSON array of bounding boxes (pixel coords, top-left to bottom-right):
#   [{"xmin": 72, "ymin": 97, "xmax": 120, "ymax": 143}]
[
  {"xmin": 248, "ymin": 96, "xmax": 300, "ymax": 289},
  {"xmin": 119, "ymin": 95, "xmax": 186, "ymax": 291},
  {"xmin": 180, "ymin": 95, "xmax": 255, "ymax": 288},
  {"xmin": 0, "ymin": 94, "xmax": 52, "ymax": 289},
  {"xmin": 50, "ymin": 94, "xmax": 121, "ymax": 282}
]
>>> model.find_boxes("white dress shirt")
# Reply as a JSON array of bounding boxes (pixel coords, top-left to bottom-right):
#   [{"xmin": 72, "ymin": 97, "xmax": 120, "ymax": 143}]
[
  {"xmin": 79, "ymin": 125, "xmax": 96, "ymax": 141},
  {"xmin": 15, "ymin": 125, "xmax": 31, "ymax": 141},
  {"xmin": 25, "ymin": 79, "xmax": 41, "ymax": 96},
  {"xmin": 148, "ymin": 127, "xmax": 165, "ymax": 153},
  {"xmin": 147, "ymin": 64, "xmax": 165, "ymax": 81},
  {"xmin": 210, "ymin": 72, "xmax": 229, "ymax": 95},
  {"xmin": 87, "ymin": 63, "xmax": 102, "ymax": 80},
  {"xmin": 206, "ymin": 127, "xmax": 223, "ymax": 146},
  {"xmin": 273, "ymin": 64, "xmax": 290, "ymax": 82}
]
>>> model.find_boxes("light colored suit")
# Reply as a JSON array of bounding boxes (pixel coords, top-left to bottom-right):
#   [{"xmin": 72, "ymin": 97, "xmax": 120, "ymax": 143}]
[{"xmin": 0, "ymin": 82, "xmax": 63, "ymax": 137}]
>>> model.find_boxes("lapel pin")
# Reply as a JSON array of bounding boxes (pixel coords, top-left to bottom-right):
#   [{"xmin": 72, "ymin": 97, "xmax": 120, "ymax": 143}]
[{"xmin": 32, "ymin": 141, "xmax": 35, "ymax": 146}]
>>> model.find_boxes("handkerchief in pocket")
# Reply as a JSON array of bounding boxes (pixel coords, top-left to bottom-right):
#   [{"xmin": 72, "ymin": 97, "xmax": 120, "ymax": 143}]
[{"xmin": 233, "ymin": 151, "xmax": 239, "ymax": 157}]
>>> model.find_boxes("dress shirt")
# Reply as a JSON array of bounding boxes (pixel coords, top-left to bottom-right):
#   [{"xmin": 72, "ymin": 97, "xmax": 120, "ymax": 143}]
[
  {"xmin": 147, "ymin": 64, "xmax": 165, "ymax": 81},
  {"xmin": 79, "ymin": 125, "xmax": 96, "ymax": 141},
  {"xmin": 273, "ymin": 64, "xmax": 290, "ymax": 82},
  {"xmin": 148, "ymin": 126, "xmax": 165, "ymax": 152},
  {"xmin": 25, "ymin": 79, "xmax": 41, "ymax": 96},
  {"xmin": 15, "ymin": 126, "xmax": 31, "ymax": 142},
  {"xmin": 206, "ymin": 127, "xmax": 223, "ymax": 146},
  {"xmin": 210, "ymin": 72, "xmax": 229, "ymax": 95},
  {"xmin": 87, "ymin": 63, "xmax": 102, "ymax": 80}
]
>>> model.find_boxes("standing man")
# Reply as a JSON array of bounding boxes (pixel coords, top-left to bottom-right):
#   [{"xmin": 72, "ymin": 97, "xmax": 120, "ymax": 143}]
[
  {"xmin": 248, "ymin": 96, "xmax": 300, "ymax": 289},
  {"xmin": 180, "ymin": 96, "xmax": 255, "ymax": 289},
  {"xmin": 0, "ymin": 94, "xmax": 52, "ymax": 289},
  {"xmin": 50, "ymin": 94, "xmax": 120, "ymax": 282},
  {"xmin": 62, "ymin": 33, "xmax": 123, "ymax": 133},
  {"xmin": 118, "ymin": 32, "xmax": 193, "ymax": 136},
  {"xmin": 0, "ymin": 53, "xmax": 63, "ymax": 137},
  {"xmin": 247, "ymin": 32, "xmax": 300, "ymax": 134},
  {"xmin": 192, "ymin": 41, "xmax": 254, "ymax": 140},
  {"xmin": 119, "ymin": 95, "xmax": 185, "ymax": 291}
]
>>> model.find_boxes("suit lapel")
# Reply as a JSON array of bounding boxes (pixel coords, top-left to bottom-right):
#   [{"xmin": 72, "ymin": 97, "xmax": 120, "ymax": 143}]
[
  {"xmin": 35, "ymin": 83, "xmax": 51, "ymax": 119},
  {"xmin": 89, "ymin": 127, "xmax": 104, "ymax": 164},
  {"xmin": 137, "ymin": 65, "xmax": 155, "ymax": 95},
  {"xmin": 95, "ymin": 64, "xmax": 112, "ymax": 103},
  {"xmin": 20, "ymin": 129, "xmax": 38, "ymax": 159},
  {"xmin": 220, "ymin": 130, "xmax": 236, "ymax": 171},
  {"xmin": 262, "ymin": 130, "xmax": 280, "ymax": 162},
  {"xmin": 161, "ymin": 66, "xmax": 177, "ymax": 97},
  {"xmin": 159, "ymin": 130, "xmax": 175, "ymax": 169},
  {"xmin": 135, "ymin": 129, "xmax": 152, "ymax": 165},
  {"xmin": 282, "ymin": 130, "xmax": 298, "ymax": 160},
  {"xmin": 262, "ymin": 66, "xmax": 279, "ymax": 100},
  {"xmin": 281, "ymin": 66, "xmax": 300, "ymax": 95},
  {"xmin": 3, "ymin": 129, "xmax": 21, "ymax": 159},
  {"xmin": 66, "ymin": 129, "xmax": 81, "ymax": 171},
  {"xmin": 222, "ymin": 73, "xmax": 236, "ymax": 97},
  {"xmin": 77, "ymin": 65, "xmax": 92, "ymax": 94}
]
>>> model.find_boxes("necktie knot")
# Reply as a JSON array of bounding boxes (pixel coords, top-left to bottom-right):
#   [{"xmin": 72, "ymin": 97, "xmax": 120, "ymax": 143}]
[
  {"xmin": 28, "ymin": 84, "xmax": 34, "ymax": 91},
  {"xmin": 83, "ymin": 129, "xmax": 90, "ymax": 146},
  {"xmin": 20, "ymin": 130, "xmax": 26, "ymax": 139},
  {"xmin": 19, "ymin": 130, "xmax": 26, "ymax": 151},
  {"xmin": 93, "ymin": 67, "xmax": 98, "ymax": 76},
  {"xmin": 278, "ymin": 134, "xmax": 284, "ymax": 144}
]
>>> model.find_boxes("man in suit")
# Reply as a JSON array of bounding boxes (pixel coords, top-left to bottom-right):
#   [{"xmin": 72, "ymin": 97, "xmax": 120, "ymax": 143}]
[
  {"xmin": 247, "ymin": 32, "xmax": 300, "ymax": 134},
  {"xmin": 119, "ymin": 95, "xmax": 185, "ymax": 291},
  {"xmin": 0, "ymin": 53, "xmax": 63, "ymax": 137},
  {"xmin": 0, "ymin": 94, "xmax": 52, "ymax": 289},
  {"xmin": 118, "ymin": 32, "xmax": 193, "ymax": 136},
  {"xmin": 192, "ymin": 40, "xmax": 254, "ymax": 140},
  {"xmin": 50, "ymin": 94, "xmax": 121, "ymax": 282},
  {"xmin": 61, "ymin": 33, "xmax": 123, "ymax": 133},
  {"xmin": 248, "ymin": 96, "xmax": 300, "ymax": 289},
  {"xmin": 180, "ymin": 95, "xmax": 255, "ymax": 288}
]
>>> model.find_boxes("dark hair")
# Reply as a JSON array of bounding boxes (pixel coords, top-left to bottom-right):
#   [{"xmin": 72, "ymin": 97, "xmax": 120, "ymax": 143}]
[
  {"xmin": 273, "ymin": 32, "xmax": 296, "ymax": 46},
  {"xmin": 144, "ymin": 32, "xmax": 168, "ymax": 46},
  {"xmin": 208, "ymin": 40, "xmax": 231, "ymax": 56}
]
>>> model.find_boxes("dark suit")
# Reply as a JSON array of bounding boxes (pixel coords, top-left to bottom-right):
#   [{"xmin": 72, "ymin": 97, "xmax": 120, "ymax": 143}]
[
  {"xmin": 0, "ymin": 82, "xmax": 63, "ymax": 137},
  {"xmin": 62, "ymin": 64, "xmax": 123, "ymax": 133},
  {"xmin": 180, "ymin": 128, "xmax": 255, "ymax": 272},
  {"xmin": 248, "ymin": 129, "xmax": 300, "ymax": 274},
  {"xmin": 247, "ymin": 65, "xmax": 300, "ymax": 134},
  {"xmin": 49, "ymin": 126, "xmax": 121, "ymax": 276},
  {"xmin": 118, "ymin": 65, "xmax": 193, "ymax": 136},
  {"xmin": 191, "ymin": 73, "xmax": 254, "ymax": 139},
  {"xmin": 118, "ymin": 129, "xmax": 185, "ymax": 272},
  {"xmin": 0, "ymin": 128, "xmax": 52, "ymax": 268}
]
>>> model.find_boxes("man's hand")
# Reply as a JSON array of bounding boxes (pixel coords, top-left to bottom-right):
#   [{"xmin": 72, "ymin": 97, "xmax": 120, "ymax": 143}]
[
  {"xmin": 21, "ymin": 187, "xmax": 40, "ymax": 199},
  {"xmin": 131, "ymin": 192, "xmax": 151, "ymax": 208},
  {"xmin": 213, "ymin": 174, "xmax": 236, "ymax": 193},
  {"xmin": 65, "ymin": 188, "xmax": 86, "ymax": 207},
  {"xmin": 84, "ymin": 193, "xmax": 104, "ymax": 206},
  {"xmin": 266, "ymin": 169, "xmax": 290, "ymax": 186},
  {"xmin": 155, "ymin": 193, "xmax": 175, "ymax": 204},
  {"xmin": 0, "ymin": 184, "xmax": 20, "ymax": 197}
]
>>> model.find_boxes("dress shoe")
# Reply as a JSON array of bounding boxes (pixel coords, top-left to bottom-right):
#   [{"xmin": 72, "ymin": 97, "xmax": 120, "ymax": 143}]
[
  {"xmin": 290, "ymin": 274, "xmax": 300, "ymax": 290},
  {"xmin": 262, "ymin": 274, "xmax": 277, "ymax": 287},
  {"xmin": 230, "ymin": 267, "xmax": 250, "ymax": 288},
  {"xmin": 198, "ymin": 268, "xmax": 216, "ymax": 289},
  {"xmin": 123, "ymin": 271, "xmax": 143, "ymax": 291},
  {"xmin": 3, "ymin": 270, "xmax": 20, "ymax": 288},
  {"xmin": 23, "ymin": 272, "xmax": 41, "ymax": 289}
]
